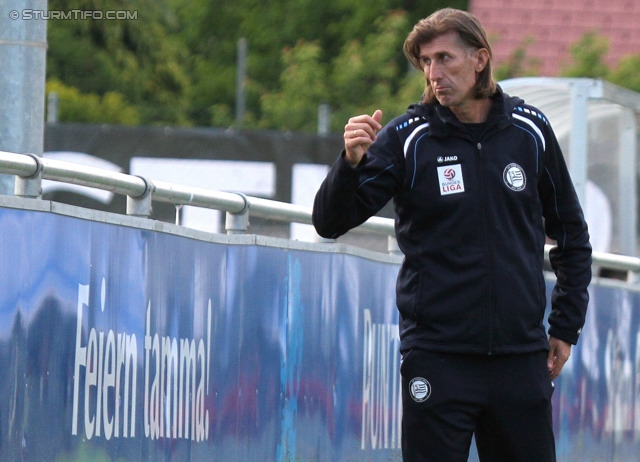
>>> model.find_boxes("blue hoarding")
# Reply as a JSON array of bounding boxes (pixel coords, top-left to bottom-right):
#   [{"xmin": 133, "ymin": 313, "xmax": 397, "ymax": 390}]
[{"xmin": 0, "ymin": 204, "xmax": 639, "ymax": 461}]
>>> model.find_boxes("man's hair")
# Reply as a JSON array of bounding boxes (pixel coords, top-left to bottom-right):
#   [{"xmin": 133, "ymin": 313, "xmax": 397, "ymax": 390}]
[{"xmin": 403, "ymin": 8, "xmax": 497, "ymax": 104}]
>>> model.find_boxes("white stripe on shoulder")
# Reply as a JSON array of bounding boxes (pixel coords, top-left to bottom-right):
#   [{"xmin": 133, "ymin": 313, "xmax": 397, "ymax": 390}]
[
  {"xmin": 513, "ymin": 113, "xmax": 545, "ymax": 151},
  {"xmin": 403, "ymin": 122, "xmax": 430, "ymax": 157}
]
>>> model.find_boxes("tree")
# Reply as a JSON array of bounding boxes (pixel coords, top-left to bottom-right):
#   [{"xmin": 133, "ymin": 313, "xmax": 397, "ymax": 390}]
[
  {"xmin": 493, "ymin": 36, "xmax": 540, "ymax": 81},
  {"xmin": 609, "ymin": 54, "xmax": 640, "ymax": 93},
  {"xmin": 328, "ymin": 10, "xmax": 418, "ymax": 131},
  {"xmin": 556, "ymin": 30, "xmax": 640, "ymax": 93},
  {"xmin": 45, "ymin": 0, "xmax": 475, "ymax": 130},
  {"xmin": 260, "ymin": 41, "xmax": 328, "ymax": 132},
  {"xmin": 46, "ymin": 79, "xmax": 140, "ymax": 125},
  {"xmin": 559, "ymin": 31, "xmax": 610, "ymax": 79},
  {"xmin": 47, "ymin": 0, "xmax": 192, "ymax": 125}
]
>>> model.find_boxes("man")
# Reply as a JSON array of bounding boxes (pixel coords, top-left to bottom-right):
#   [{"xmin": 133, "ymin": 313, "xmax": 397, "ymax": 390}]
[{"xmin": 312, "ymin": 8, "xmax": 591, "ymax": 462}]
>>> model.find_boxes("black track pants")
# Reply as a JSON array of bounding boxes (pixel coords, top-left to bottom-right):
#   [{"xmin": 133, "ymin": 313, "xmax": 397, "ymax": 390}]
[{"xmin": 400, "ymin": 349, "xmax": 556, "ymax": 462}]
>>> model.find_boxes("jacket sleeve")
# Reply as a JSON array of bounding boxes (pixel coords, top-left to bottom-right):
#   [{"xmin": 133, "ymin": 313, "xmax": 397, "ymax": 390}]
[
  {"xmin": 312, "ymin": 126, "xmax": 403, "ymax": 239},
  {"xmin": 539, "ymin": 123, "xmax": 592, "ymax": 345}
]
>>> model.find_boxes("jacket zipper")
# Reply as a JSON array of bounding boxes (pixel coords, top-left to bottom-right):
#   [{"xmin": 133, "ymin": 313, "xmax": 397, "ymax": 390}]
[{"xmin": 476, "ymin": 140, "xmax": 494, "ymax": 355}]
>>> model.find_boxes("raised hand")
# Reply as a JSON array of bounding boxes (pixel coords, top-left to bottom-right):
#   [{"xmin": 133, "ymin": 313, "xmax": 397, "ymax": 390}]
[{"xmin": 343, "ymin": 110, "xmax": 383, "ymax": 167}]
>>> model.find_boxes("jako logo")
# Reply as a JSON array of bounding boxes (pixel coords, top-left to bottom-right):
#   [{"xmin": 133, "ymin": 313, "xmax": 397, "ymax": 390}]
[
  {"xmin": 444, "ymin": 168, "xmax": 456, "ymax": 180},
  {"xmin": 437, "ymin": 155, "xmax": 458, "ymax": 163}
]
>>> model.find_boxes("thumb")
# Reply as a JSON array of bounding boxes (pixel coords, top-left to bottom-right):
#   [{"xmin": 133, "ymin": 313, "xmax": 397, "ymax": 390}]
[
  {"xmin": 372, "ymin": 109, "xmax": 383, "ymax": 127},
  {"xmin": 547, "ymin": 341, "xmax": 557, "ymax": 372}
]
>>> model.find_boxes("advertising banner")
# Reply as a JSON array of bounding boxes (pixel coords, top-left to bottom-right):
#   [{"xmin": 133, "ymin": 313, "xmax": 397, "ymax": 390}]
[
  {"xmin": 0, "ymin": 204, "xmax": 639, "ymax": 461},
  {"xmin": 0, "ymin": 206, "xmax": 401, "ymax": 461}
]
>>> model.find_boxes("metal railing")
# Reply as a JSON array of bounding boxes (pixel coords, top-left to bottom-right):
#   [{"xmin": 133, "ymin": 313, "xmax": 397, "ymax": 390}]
[
  {"xmin": 1, "ymin": 150, "xmax": 639, "ymax": 281},
  {"xmin": 0, "ymin": 150, "xmax": 397, "ymax": 243}
]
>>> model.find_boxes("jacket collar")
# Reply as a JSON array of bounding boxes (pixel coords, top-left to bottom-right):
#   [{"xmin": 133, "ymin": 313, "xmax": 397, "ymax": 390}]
[{"xmin": 407, "ymin": 85, "xmax": 522, "ymax": 138}]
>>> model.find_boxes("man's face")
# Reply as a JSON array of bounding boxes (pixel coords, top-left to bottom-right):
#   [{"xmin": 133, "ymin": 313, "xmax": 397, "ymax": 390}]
[{"xmin": 418, "ymin": 31, "xmax": 485, "ymax": 109}]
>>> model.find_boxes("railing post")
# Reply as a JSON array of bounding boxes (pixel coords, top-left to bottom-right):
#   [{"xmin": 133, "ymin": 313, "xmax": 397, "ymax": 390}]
[
  {"xmin": 126, "ymin": 176, "xmax": 154, "ymax": 217},
  {"xmin": 14, "ymin": 153, "xmax": 42, "ymax": 198},
  {"xmin": 225, "ymin": 193, "xmax": 249, "ymax": 234},
  {"xmin": 627, "ymin": 270, "xmax": 640, "ymax": 284},
  {"xmin": 387, "ymin": 235, "xmax": 402, "ymax": 255}
]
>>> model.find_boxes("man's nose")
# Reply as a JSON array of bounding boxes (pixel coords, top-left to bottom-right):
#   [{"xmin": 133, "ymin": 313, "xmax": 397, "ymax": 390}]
[{"xmin": 427, "ymin": 62, "xmax": 442, "ymax": 81}]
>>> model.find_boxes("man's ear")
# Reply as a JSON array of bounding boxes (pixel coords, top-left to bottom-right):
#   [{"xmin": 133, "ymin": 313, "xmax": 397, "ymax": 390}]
[{"xmin": 475, "ymin": 48, "xmax": 489, "ymax": 72}]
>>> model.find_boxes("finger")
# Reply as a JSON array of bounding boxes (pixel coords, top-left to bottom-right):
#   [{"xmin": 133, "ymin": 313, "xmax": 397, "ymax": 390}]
[
  {"xmin": 548, "ymin": 352, "xmax": 569, "ymax": 379},
  {"xmin": 555, "ymin": 355, "xmax": 568, "ymax": 373},
  {"xmin": 547, "ymin": 345, "xmax": 560, "ymax": 379},
  {"xmin": 345, "ymin": 128, "xmax": 373, "ymax": 148},
  {"xmin": 346, "ymin": 111, "xmax": 383, "ymax": 137},
  {"xmin": 372, "ymin": 109, "xmax": 383, "ymax": 127},
  {"xmin": 349, "ymin": 128, "xmax": 373, "ymax": 140},
  {"xmin": 343, "ymin": 128, "xmax": 367, "ymax": 146},
  {"xmin": 547, "ymin": 352, "xmax": 555, "ymax": 374}
]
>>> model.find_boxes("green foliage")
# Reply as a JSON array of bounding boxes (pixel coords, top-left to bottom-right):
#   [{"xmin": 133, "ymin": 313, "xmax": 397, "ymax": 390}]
[
  {"xmin": 493, "ymin": 36, "xmax": 540, "ymax": 81},
  {"xmin": 45, "ymin": 0, "xmax": 640, "ymax": 132},
  {"xmin": 46, "ymin": 79, "xmax": 140, "ymax": 125},
  {"xmin": 557, "ymin": 30, "xmax": 640, "ymax": 93},
  {"xmin": 328, "ymin": 10, "xmax": 419, "ymax": 130},
  {"xmin": 608, "ymin": 54, "xmax": 640, "ymax": 93},
  {"xmin": 47, "ymin": 0, "xmax": 191, "ymax": 125},
  {"xmin": 260, "ymin": 41, "xmax": 329, "ymax": 131},
  {"xmin": 46, "ymin": 0, "xmax": 469, "ymax": 130},
  {"xmin": 559, "ymin": 31, "xmax": 610, "ymax": 79}
]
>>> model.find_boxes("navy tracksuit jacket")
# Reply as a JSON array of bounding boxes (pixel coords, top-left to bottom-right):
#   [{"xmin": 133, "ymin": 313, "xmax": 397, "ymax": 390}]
[{"xmin": 313, "ymin": 87, "xmax": 592, "ymax": 356}]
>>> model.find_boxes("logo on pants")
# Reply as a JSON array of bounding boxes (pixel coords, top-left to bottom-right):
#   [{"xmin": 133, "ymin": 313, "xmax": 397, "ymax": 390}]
[{"xmin": 409, "ymin": 377, "xmax": 431, "ymax": 402}]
